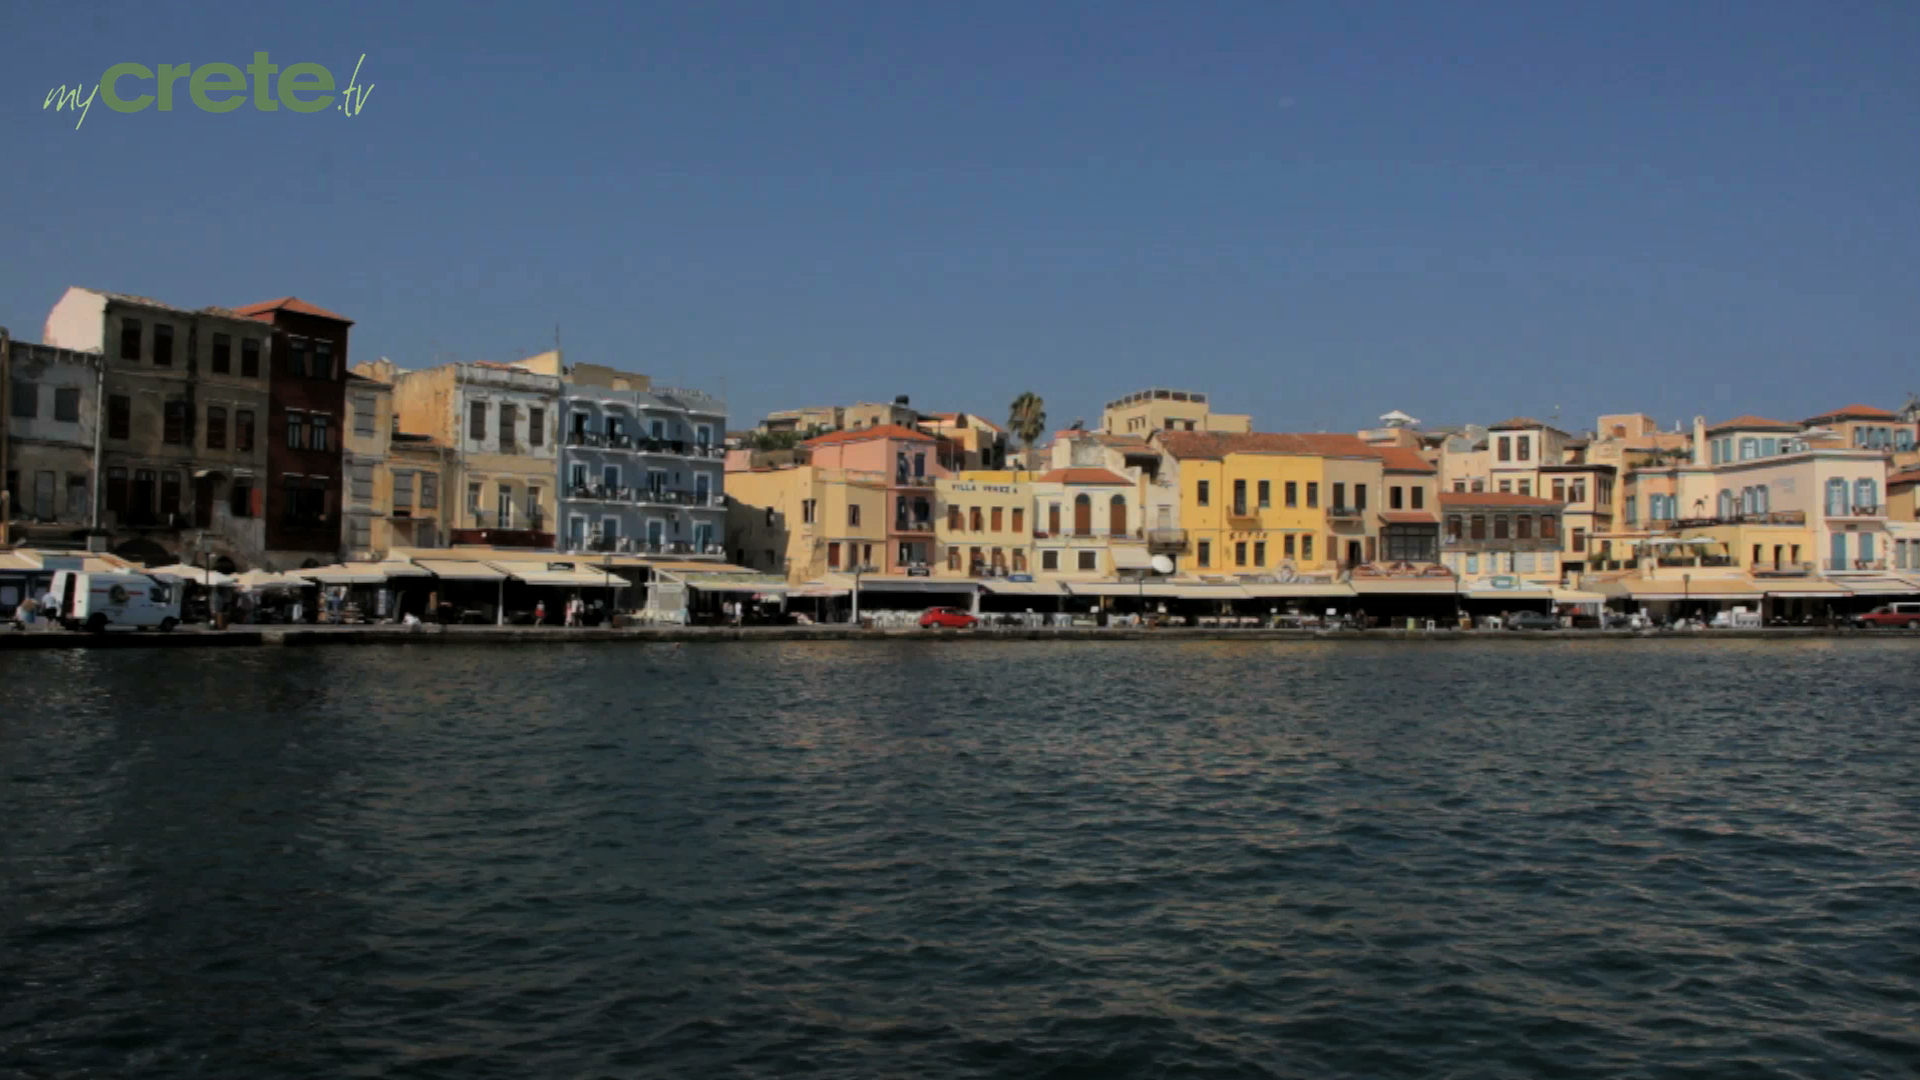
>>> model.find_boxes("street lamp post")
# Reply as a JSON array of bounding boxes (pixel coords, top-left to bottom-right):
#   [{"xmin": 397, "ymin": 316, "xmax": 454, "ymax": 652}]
[{"xmin": 1683, "ymin": 572, "xmax": 1691, "ymax": 626}]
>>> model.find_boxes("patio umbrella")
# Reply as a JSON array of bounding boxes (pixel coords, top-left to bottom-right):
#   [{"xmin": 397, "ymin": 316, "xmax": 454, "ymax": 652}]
[
  {"xmin": 144, "ymin": 563, "xmax": 236, "ymax": 587},
  {"xmin": 233, "ymin": 568, "xmax": 303, "ymax": 590}
]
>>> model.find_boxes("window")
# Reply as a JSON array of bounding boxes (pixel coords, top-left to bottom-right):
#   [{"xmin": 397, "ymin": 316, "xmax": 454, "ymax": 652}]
[
  {"xmin": 241, "ymin": 338, "xmax": 260, "ymax": 377},
  {"xmin": 236, "ymin": 409, "xmax": 255, "ymax": 451},
  {"xmin": 496, "ymin": 484, "xmax": 514, "ymax": 526},
  {"xmin": 1285, "ymin": 481, "xmax": 1297, "ymax": 508},
  {"xmin": 284, "ymin": 476, "xmax": 328, "ymax": 525},
  {"xmin": 992, "ymin": 507, "xmax": 1004, "ymax": 531},
  {"xmin": 1285, "ymin": 534, "xmax": 1297, "ymax": 559},
  {"xmin": 1498, "ymin": 480, "xmax": 1512, "ymax": 493},
  {"xmin": 1197, "ymin": 540, "xmax": 1211, "ymax": 567},
  {"xmin": 1825, "ymin": 478, "xmax": 1848, "ymax": 517},
  {"xmin": 1042, "ymin": 550, "xmax": 1060, "ymax": 571},
  {"xmin": 602, "ymin": 464, "xmax": 620, "ymax": 490},
  {"xmin": 1467, "ymin": 554, "xmax": 1479, "ymax": 574},
  {"xmin": 206, "ymin": 406, "xmax": 227, "ymax": 449},
  {"xmin": 65, "ymin": 474, "xmax": 87, "ymax": 518},
  {"xmin": 1078, "ymin": 550, "xmax": 1097, "ymax": 571},
  {"xmin": 1571, "ymin": 528, "xmax": 1586, "ymax": 552},
  {"xmin": 802, "ymin": 499, "xmax": 816, "ymax": 524},
  {"xmin": 394, "ymin": 470, "xmax": 414, "ymax": 509},
  {"xmin": 498, "ymin": 403, "xmax": 516, "ymax": 450},
  {"xmin": 1254, "ymin": 540, "xmax": 1266, "ymax": 565},
  {"xmin": 1497, "ymin": 436, "xmax": 1511, "ymax": 462},
  {"xmin": 120, "ymin": 319, "xmax": 141, "ymax": 360},
  {"xmin": 108, "ymin": 395, "xmax": 130, "ymax": 439},
  {"xmin": 163, "ymin": 400, "xmax": 188, "ymax": 444},
  {"xmin": 1333, "ymin": 482, "xmax": 1346, "ymax": 509},
  {"xmin": 1571, "ymin": 479, "xmax": 1587, "ymax": 503},
  {"xmin": 529, "ymin": 408, "xmax": 545, "ymax": 447},
  {"xmin": 29, "ymin": 470, "xmax": 53, "ymax": 519},
  {"xmin": 313, "ymin": 340, "xmax": 334, "ymax": 379},
  {"xmin": 849, "ymin": 504, "xmax": 861, "ymax": 527},
  {"xmin": 1517, "ymin": 437, "xmax": 1530, "ymax": 462},
  {"xmin": 1301, "ymin": 535, "xmax": 1313, "ymax": 561},
  {"xmin": 152, "ymin": 324, "xmax": 173, "ymax": 367},
  {"xmin": 1493, "ymin": 516, "xmax": 1509, "ymax": 540},
  {"xmin": 1446, "ymin": 515, "xmax": 1462, "ymax": 543},
  {"xmin": 1073, "ymin": 494, "xmax": 1092, "ymax": 535},
  {"xmin": 1517, "ymin": 514, "xmax": 1532, "ymax": 539},
  {"xmin": 1011, "ymin": 507, "xmax": 1024, "ymax": 533},
  {"xmin": 1258, "ymin": 480, "xmax": 1271, "ymax": 508},
  {"xmin": 351, "ymin": 464, "xmax": 374, "ymax": 502},
  {"xmin": 353, "ymin": 396, "xmax": 377, "ymax": 436},
  {"xmin": 1390, "ymin": 486, "xmax": 1404, "ymax": 510},
  {"xmin": 1411, "ymin": 487, "xmax": 1424, "ymax": 510},
  {"xmin": 230, "ymin": 479, "xmax": 254, "ymax": 517},
  {"xmin": 1540, "ymin": 515, "xmax": 1557, "ymax": 539},
  {"xmin": 1470, "ymin": 515, "xmax": 1487, "ymax": 539},
  {"xmin": 212, "ymin": 333, "xmax": 232, "ymax": 374},
  {"xmin": 1855, "ymin": 478, "xmax": 1878, "ymax": 512},
  {"xmin": 467, "ymin": 481, "xmax": 482, "ymax": 513},
  {"xmin": 1355, "ymin": 484, "xmax": 1367, "ymax": 511},
  {"xmin": 107, "ymin": 467, "xmax": 128, "ymax": 513},
  {"xmin": 420, "ymin": 473, "xmax": 438, "ymax": 508},
  {"xmin": 287, "ymin": 412, "xmax": 306, "ymax": 449},
  {"xmin": 159, "ymin": 471, "xmax": 182, "ymax": 516},
  {"xmin": 1235, "ymin": 540, "xmax": 1247, "ymax": 566},
  {"xmin": 469, "ymin": 400, "xmax": 487, "ymax": 441},
  {"xmin": 830, "ymin": 543, "xmax": 844, "ymax": 569},
  {"xmin": 1013, "ymin": 550, "xmax": 1027, "ymax": 572},
  {"xmin": 1197, "ymin": 480, "xmax": 1210, "ymax": 507},
  {"xmin": 1233, "ymin": 479, "xmax": 1247, "ymax": 514},
  {"xmin": 1740, "ymin": 437, "xmax": 1757, "ymax": 460},
  {"xmin": 1049, "ymin": 503, "xmax": 1060, "ymax": 534},
  {"xmin": 286, "ymin": 336, "xmax": 309, "ymax": 378},
  {"xmin": 1552, "ymin": 478, "xmax": 1566, "ymax": 501},
  {"xmin": 8, "ymin": 380, "xmax": 33, "ymax": 418},
  {"xmin": 948, "ymin": 505, "xmax": 963, "ymax": 531},
  {"xmin": 1305, "ymin": 482, "xmax": 1318, "ymax": 508},
  {"xmin": 54, "ymin": 387, "xmax": 80, "ymax": 423},
  {"xmin": 971, "ymin": 507, "xmax": 984, "ymax": 531},
  {"xmin": 1518, "ymin": 480, "xmax": 1530, "ymax": 496},
  {"xmin": 1624, "ymin": 496, "xmax": 1638, "ymax": 525}
]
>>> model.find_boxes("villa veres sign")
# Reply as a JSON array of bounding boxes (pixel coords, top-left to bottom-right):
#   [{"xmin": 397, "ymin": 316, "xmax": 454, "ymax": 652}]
[{"xmin": 44, "ymin": 52, "xmax": 373, "ymax": 129}]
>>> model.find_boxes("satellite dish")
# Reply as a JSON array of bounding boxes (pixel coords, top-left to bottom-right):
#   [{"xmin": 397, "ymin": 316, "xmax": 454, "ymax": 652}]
[{"xmin": 1150, "ymin": 555, "xmax": 1175, "ymax": 574}]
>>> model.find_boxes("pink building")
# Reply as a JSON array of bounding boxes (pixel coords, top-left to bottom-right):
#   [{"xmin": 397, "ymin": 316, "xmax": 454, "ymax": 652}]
[{"xmin": 803, "ymin": 424, "xmax": 955, "ymax": 572}]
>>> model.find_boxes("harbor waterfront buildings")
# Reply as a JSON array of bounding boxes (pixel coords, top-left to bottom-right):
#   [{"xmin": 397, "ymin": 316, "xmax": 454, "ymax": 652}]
[{"xmin": 12, "ymin": 287, "xmax": 1920, "ymax": 628}]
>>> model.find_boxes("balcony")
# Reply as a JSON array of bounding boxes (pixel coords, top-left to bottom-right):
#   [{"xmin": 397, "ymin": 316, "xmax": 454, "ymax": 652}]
[
  {"xmin": 1147, "ymin": 528, "xmax": 1188, "ymax": 553},
  {"xmin": 1327, "ymin": 505, "xmax": 1365, "ymax": 522},
  {"xmin": 1750, "ymin": 561, "xmax": 1815, "ymax": 577},
  {"xmin": 1657, "ymin": 554, "xmax": 1736, "ymax": 568},
  {"xmin": 564, "ymin": 430, "xmax": 728, "ymax": 460},
  {"xmin": 1828, "ymin": 558, "xmax": 1889, "ymax": 572},
  {"xmin": 1671, "ymin": 511, "xmax": 1807, "ymax": 528},
  {"xmin": 894, "ymin": 471, "xmax": 936, "ymax": 488},
  {"xmin": 1829, "ymin": 504, "xmax": 1884, "ymax": 519},
  {"xmin": 564, "ymin": 537, "xmax": 726, "ymax": 558},
  {"xmin": 892, "ymin": 517, "xmax": 935, "ymax": 534},
  {"xmin": 1443, "ymin": 536, "xmax": 1563, "ymax": 553},
  {"xmin": 564, "ymin": 484, "xmax": 725, "ymax": 509},
  {"xmin": 451, "ymin": 524, "xmax": 554, "ymax": 549}
]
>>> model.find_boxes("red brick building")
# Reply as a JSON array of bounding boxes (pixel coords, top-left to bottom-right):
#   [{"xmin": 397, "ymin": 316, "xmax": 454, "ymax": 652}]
[{"xmin": 232, "ymin": 297, "xmax": 354, "ymax": 568}]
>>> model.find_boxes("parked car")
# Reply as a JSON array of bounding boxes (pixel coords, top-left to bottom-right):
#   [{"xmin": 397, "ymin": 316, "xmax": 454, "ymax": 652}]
[
  {"xmin": 919, "ymin": 607, "xmax": 979, "ymax": 630},
  {"xmin": 1853, "ymin": 603, "xmax": 1920, "ymax": 629},
  {"xmin": 1505, "ymin": 611, "xmax": 1560, "ymax": 631}
]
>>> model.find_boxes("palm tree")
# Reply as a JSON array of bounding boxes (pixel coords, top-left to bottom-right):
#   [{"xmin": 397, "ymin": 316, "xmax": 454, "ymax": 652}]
[{"xmin": 1008, "ymin": 392, "xmax": 1046, "ymax": 480}]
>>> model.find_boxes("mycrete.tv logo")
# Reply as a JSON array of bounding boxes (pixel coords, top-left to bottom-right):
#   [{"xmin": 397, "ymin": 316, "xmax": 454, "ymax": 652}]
[{"xmin": 45, "ymin": 52, "xmax": 372, "ymax": 129}]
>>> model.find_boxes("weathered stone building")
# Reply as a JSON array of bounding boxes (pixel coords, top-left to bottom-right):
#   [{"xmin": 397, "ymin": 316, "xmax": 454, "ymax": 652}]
[{"xmin": 3, "ymin": 333, "xmax": 104, "ymax": 548}]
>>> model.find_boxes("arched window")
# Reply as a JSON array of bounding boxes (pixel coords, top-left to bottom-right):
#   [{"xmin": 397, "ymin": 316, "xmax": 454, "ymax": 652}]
[
  {"xmin": 1109, "ymin": 494, "xmax": 1126, "ymax": 536},
  {"xmin": 1826, "ymin": 478, "xmax": 1848, "ymax": 517},
  {"xmin": 1855, "ymin": 478, "xmax": 1877, "ymax": 513},
  {"xmin": 1073, "ymin": 493, "xmax": 1092, "ymax": 535}
]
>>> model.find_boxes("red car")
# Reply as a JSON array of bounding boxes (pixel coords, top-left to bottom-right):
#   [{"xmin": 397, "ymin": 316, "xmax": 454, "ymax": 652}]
[
  {"xmin": 1853, "ymin": 603, "xmax": 1920, "ymax": 629},
  {"xmin": 919, "ymin": 607, "xmax": 979, "ymax": 630}
]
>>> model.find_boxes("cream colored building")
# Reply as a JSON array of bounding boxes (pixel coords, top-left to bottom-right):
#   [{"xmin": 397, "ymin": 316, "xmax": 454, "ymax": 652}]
[
  {"xmin": 1030, "ymin": 467, "xmax": 1147, "ymax": 580},
  {"xmin": 724, "ymin": 464, "xmax": 888, "ymax": 581},
  {"xmin": 343, "ymin": 371, "xmax": 451, "ymax": 558},
  {"xmin": 381, "ymin": 357, "xmax": 560, "ymax": 546},
  {"xmin": 1101, "ymin": 388, "xmax": 1251, "ymax": 437},
  {"xmin": 935, "ymin": 471, "xmax": 1033, "ymax": 577}
]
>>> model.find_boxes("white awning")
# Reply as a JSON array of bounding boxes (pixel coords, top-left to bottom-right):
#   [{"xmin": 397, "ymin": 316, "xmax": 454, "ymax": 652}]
[
  {"xmin": 1110, "ymin": 545, "xmax": 1154, "ymax": 570},
  {"xmin": 298, "ymin": 565, "xmax": 388, "ymax": 585},
  {"xmin": 1468, "ymin": 586, "xmax": 1555, "ymax": 600},
  {"xmin": 1243, "ymin": 582, "xmax": 1358, "ymax": 597},
  {"xmin": 1552, "ymin": 588, "xmax": 1608, "ymax": 604},
  {"xmin": 1836, "ymin": 576, "xmax": 1920, "ymax": 595},
  {"xmin": 144, "ymin": 563, "xmax": 236, "ymax": 587},
  {"xmin": 501, "ymin": 564, "xmax": 627, "ymax": 587},
  {"xmin": 1349, "ymin": 578, "xmax": 1455, "ymax": 595},
  {"xmin": 415, "ymin": 559, "xmax": 508, "ymax": 582},
  {"xmin": 980, "ymin": 579, "xmax": 1065, "ymax": 596}
]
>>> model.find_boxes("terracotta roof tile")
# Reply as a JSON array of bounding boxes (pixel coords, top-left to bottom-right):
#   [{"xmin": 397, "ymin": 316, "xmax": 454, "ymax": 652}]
[
  {"xmin": 1888, "ymin": 467, "xmax": 1920, "ymax": 487},
  {"xmin": 1155, "ymin": 431, "xmax": 1378, "ymax": 460},
  {"xmin": 1707, "ymin": 413, "xmax": 1797, "ymax": 433},
  {"xmin": 1035, "ymin": 467, "xmax": 1134, "ymax": 485},
  {"xmin": 1438, "ymin": 492, "xmax": 1565, "ymax": 508},
  {"xmin": 802, "ymin": 423, "xmax": 935, "ymax": 446},
  {"xmin": 1375, "ymin": 447, "xmax": 1436, "ymax": 473},
  {"xmin": 231, "ymin": 296, "xmax": 354, "ymax": 324},
  {"xmin": 1803, "ymin": 404, "xmax": 1898, "ymax": 423}
]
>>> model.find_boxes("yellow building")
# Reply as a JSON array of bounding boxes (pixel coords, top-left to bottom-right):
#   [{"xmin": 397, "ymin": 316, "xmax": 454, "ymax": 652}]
[
  {"xmin": 1155, "ymin": 432, "xmax": 1384, "ymax": 576},
  {"xmin": 723, "ymin": 464, "xmax": 887, "ymax": 582},
  {"xmin": 1101, "ymin": 387, "xmax": 1251, "ymax": 437},
  {"xmin": 343, "ymin": 372, "xmax": 453, "ymax": 558},
  {"xmin": 935, "ymin": 471, "xmax": 1032, "ymax": 577}
]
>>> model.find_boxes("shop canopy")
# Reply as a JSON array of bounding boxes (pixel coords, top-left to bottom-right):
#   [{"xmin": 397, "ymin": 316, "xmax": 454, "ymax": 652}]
[
  {"xmin": 820, "ymin": 573, "xmax": 975, "ymax": 594},
  {"xmin": 1757, "ymin": 579, "xmax": 1853, "ymax": 598},
  {"xmin": 666, "ymin": 569, "xmax": 793, "ymax": 594},
  {"xmin": 979, "ymin": 579, "xmax": 1065, "ymax": 596},
  {"xmin": 414, "ymin": 559, "xmax": 508, "ymax": 582},
  {"xmin": 1551, "ymin": 588, "xmax": 1608, "ymax": 605},
  {"xmin": 1836, "ymin": 575, "xmax": 1920, "ymax": 596},
  {"xmin": 232, "ymin": 568, "xmax": 305, "ymax": 590},
  {"xmin": 145, "ymin": 563, "xmax": 236, "ymax": 587},
  {"xmin": 498, "ymin": 563, "xmax": 627, "ymax": 587},
  {"xmin": 298, "ymin": 565, "xmax": 390, "ymax": 585},
  {"xmin": 1622, "ymin": 579, "xmax": 1763, "ymax": 601},
  {"xmin": 1348, "ymin": 578, "xmax": 1453, "ymax": 595},
  {"xmin": 1109, "ymin": 546, "xmax": 1154, "ymax": 570},
  {"xmin": 1467, "ymin": 585, "xmax": 1554, "ymax": 600}
]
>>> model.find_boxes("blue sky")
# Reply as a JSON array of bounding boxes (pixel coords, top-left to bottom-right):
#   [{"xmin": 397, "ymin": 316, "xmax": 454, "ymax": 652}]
[{"xmin": 7, "ymin": 1, "xmax": 1917, "ymax": 436}]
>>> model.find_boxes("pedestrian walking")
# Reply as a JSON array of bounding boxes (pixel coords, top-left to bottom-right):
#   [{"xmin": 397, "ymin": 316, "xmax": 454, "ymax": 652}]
[{"xmin": 535, "ymin": 599, "xmax": 547, "ymax": 625}]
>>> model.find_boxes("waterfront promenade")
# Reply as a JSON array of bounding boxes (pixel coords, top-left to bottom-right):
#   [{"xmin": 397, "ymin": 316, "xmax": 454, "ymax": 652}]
[{"xmin": 3, "ymin": 622, "xmax": 1915, "ymax": 649}]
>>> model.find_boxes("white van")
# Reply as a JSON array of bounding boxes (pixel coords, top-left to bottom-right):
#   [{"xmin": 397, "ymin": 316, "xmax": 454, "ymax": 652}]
[{"xmin": 49, "ymin": 571, "xmax": 182, "ymax": 633}]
